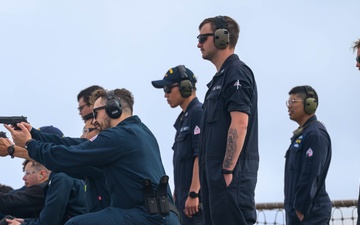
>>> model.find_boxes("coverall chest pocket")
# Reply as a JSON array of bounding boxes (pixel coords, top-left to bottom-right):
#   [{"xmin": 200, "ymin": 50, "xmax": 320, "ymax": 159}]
[
  {"xmin": 287, "ymin": 145, "xmax": 302, "ymax": 171},
  {"xmin": 173, "ymin": 129, "xmax": 191, "ymax": 161},
  {"xmin": 204, "ymin": 89, "xmax": 221, "ymax": 124}
]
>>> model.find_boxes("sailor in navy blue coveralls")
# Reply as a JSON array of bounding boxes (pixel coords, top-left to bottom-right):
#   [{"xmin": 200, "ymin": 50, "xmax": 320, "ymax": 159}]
[
  {"xmin": 285, "ymin": 86, "xmax": 332, "ymax": 225},
  {"xmin": 197, "ymin": 16, "xmax": 259, "ymax": 225},
  {"xmin": 33, "ymin": 131, "xmax": 110, "ymax": 213},
  {"xmin": 199, "ymin": 54, "xmax": 259, "ymax": 225},
  {"xmin": 284, "ymin": 116, "xmax": 332, "ymax": 225},
  {"xmin": 6, "ymin": 88, "xmax": 180, "ymax": 225},
  {"xmin": 152, "ymin": 65, "xmax": 204, "ymax": 225},
  {"xmin": 22, "ymin": 172, "xmax": 86, "ymax": 225},
  {"xmin": 172, "ymin": 97, "xmax": 203, "ymax": 225}
]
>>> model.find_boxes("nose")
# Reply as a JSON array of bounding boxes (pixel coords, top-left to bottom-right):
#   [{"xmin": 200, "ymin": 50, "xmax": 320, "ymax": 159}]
[{"xmin": 197, "ymin": 42, "xmax": 202, "ymax": 48}]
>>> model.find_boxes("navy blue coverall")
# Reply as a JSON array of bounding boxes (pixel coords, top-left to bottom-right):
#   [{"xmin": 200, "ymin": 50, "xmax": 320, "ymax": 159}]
[
  {"xmin": 199, "ymin": 54, "xmax": 259, "ymax": 225},
  {"xmin": 27, "ymin": 116, "xmax": 180, "ymax": 225},
  {"xmin": 173, "ymin": 97, "xmax": 204, "ymax": 225},
  {"xmin": 284, "ymin": 115, "xmax": 332, "ymax": 225},
  {"xmin": 23, "ymin": 172, "xmax": 86, "ymax": 225}
]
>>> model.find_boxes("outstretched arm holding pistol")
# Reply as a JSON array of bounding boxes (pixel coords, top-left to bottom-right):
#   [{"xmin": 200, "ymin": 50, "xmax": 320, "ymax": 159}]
[
  {"xmin": 4, "ymin": 122, "xmax": 33, "ymax": 148},
  {"xmin": 0, "ymin": 121, "xmax": 33, "ymax": 160}
]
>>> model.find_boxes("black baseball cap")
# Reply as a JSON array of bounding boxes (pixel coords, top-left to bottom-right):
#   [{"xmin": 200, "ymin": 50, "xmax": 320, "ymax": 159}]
[{"xmin": 151, "ymin": 65, "xmax": 196, "ymax": 88}]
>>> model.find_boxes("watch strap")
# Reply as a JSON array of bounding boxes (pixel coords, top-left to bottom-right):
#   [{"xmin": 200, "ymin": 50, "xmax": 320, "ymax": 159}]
[
  {"xmin": 188, "ymin": 191, "xmax": 199, "ymax": 198},
  {"xmin": 221, "ymin": 169, "xmax": 234, "ymax": 174}
]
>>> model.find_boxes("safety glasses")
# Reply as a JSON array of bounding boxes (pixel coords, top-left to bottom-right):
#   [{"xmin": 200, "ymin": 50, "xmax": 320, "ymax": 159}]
[
  {"xmin": 197, "ymin": 33, "xmax": 214, "ymax": 44},
  {"xmin": 163, "ymin": 84, "xmax": 178, "ymax": 94},
  {"xmin": 93, "ymin": 106, "xmax": 106, "ymax": 119}
]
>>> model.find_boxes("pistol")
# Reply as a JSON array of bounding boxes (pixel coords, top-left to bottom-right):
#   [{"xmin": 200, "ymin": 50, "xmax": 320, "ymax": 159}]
[
  {"xmin": 0, "ymin": 116, "xmax": 28, "ymax": 130},
  {"xmin": 0, "ymin": 131, "xmax": 7, "ymax": 138},
  {"xmin": 0, "ymin": 215, "xmax": 15, "ymax": 225}
]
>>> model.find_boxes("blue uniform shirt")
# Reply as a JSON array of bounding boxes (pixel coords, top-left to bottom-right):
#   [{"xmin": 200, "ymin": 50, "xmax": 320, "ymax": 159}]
[{"xmin": 28, "ymin": 116, "xmax": 173, "ymax": 209}]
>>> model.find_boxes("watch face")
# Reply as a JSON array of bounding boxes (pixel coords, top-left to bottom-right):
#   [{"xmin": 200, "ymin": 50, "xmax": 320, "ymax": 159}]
[
  {"xmin": 7, "ymin": 145, "xmax": 15, "ymax": 158},
  {"xmin": 189, "ymin": 192, "xmax": 199, "ymax": 198}
]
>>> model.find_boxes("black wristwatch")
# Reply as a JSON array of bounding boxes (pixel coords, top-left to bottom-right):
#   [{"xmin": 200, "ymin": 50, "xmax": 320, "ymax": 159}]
[
  {"xmin": 7, "ymin": 145, "xmax": 15, "ymax": 159},
  {"xmin": 188, "ymin": 191, "xmax": 199, "ymax": 199},
  {"xmin": 221, "ymin": 169, "xmax": 234, "ymax": 174}
]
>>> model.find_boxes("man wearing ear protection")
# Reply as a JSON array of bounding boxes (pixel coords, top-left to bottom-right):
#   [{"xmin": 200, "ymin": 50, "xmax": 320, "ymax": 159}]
[
  {"xmin": 284, "ymin": 85, "xmax": 332, "ymax": 225},
  {"xmin": 77, "ymin": 85, "xmax": 105, "ymax": 122},
  {"xmin": 77, "ymin": 85, "xmax": 111, "ymax": 213},
  {"xmin": 5, "ymin": 88, "xmax": 180, "ymax": 225},
  {"xmin": 152, "ymin": 65, "xmax": 205, "ymax": 225},
  {"xmin": 197, "ymin": 15, "xmax": 259, "ymax": 225}
]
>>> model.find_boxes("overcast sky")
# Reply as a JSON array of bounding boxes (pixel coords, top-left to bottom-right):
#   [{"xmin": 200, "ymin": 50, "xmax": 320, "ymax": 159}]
[{"xmin": 0, "ymin": 0, "xmax": 359, "ymax": 204}]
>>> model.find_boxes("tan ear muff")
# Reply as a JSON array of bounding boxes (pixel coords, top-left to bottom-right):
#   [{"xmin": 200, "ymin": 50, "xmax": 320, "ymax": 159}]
[
  {"xmin": 303, "ymin": 86, "xmax": 318, "ymax": 115},
  {"xmin": 214, "ymin": 16, "xmax": 229, "ymax": 49}
]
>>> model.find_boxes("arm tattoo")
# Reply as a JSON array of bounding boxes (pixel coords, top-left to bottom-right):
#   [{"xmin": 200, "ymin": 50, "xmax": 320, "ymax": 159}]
[{"xmin": 223, "ymin": 128, "xmax": 238, "ymax": 168}]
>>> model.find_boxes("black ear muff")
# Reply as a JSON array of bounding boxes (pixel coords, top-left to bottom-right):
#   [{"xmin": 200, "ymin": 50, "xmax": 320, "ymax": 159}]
[
  {"xmin": 177, "ymin": 65, "xmax": 193, "ymax": 98},
  {"xmin": 214, "ymin": 16, "xmax": 229, "ymax": 49},
  {"xmin": 303, "ymin": 86, "xmax": 318, "ymax": 115},
  {"xmin": 105, "ymin": 90, "xmax": 122, "ymax": 119}
]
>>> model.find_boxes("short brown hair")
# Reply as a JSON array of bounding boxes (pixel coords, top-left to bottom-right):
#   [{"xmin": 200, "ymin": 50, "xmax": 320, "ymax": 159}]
[
  {"xmin": 90, "ymin": 88, "xmax": 135, "ymax": 115},
  {"xmin": 199, "ymin": 15, "xmax": 240, "ymax": 49},
  {"xmin": 22, "ymin": 159, "xmax": 49, "ymax": 174}
]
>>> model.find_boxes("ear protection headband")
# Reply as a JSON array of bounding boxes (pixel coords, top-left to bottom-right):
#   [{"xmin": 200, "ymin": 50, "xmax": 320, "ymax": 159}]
[
  {"xmin": 214, "ymin": 16, "xmax": 229, "ymax": 49},
  {"xmin": 303, "ymin": 86, "xmax": 318, "ymax": 115},
  {"xmin": 105, "ymin": 90, "xmax": 122, "ymax": 119},
  {"xmin": 177, "ymin": 65, "xmax": 193, "ymax": 98}
]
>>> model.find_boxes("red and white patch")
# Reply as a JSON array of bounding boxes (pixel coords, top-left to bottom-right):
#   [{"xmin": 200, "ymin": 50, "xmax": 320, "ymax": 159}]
[
  {"xmin": 90, "ymin": 134, "xmax": 98, "ymax": 142},
  {"xmin": 306, "ymin": 148, "xmax": 313, "ymax": 157},
  {"xmin": 194, "ymin": 126, "xmax": 200, "ymax": 135}
]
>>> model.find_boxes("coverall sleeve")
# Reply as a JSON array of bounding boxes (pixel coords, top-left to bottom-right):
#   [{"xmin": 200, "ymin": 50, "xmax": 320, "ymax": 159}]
[
  {"xmin": 27, "ymin": 129, "xmax": 124, "ymax": 173},
  {"xmin": 293, "ymin": 131, "xmax": 330, "ymax": 214},
  {"xmin": 190, "ymin": 108, "xmax": 203, "ymax": 156},
  {"xmin": 31, "ymin": 128, "xmax": 85, "ymax": 146}
]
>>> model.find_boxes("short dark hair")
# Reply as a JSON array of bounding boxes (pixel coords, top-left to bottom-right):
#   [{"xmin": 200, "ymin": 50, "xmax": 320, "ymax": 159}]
[
  {"xmin": 289, "ymin": 85, "xmax": 319, "ymax": 105},
  {"xmin": 77, "ymin": 85, "xmax": 104, "ymax": 105},
  {"xmin": 22, "ymin": 159, "xmax": 48, "ymax": 173},
  {"xmin": 352, "ymin": 39, "xmax": 360, "ymax": 52},
  {"xmin": 198, "ymin": 15, "xmax": 240, "ymax": 49},
  {"xmin": 90, "ymin": 88, "xmax": 135, "ymax": 115}
]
